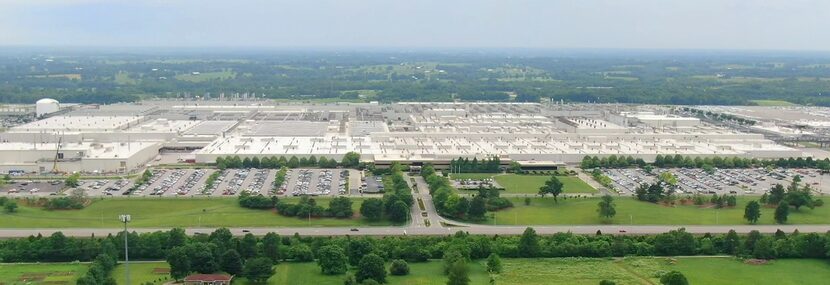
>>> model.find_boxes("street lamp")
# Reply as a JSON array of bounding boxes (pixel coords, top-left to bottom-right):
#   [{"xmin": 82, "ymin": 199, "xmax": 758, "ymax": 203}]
[{"xmin": 119, "ymin": 214, "xmax": 131, "ymax": 285}]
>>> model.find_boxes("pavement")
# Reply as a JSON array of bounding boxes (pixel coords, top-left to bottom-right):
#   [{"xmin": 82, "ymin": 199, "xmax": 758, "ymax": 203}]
[{"xmin": 0, "ymin": 225, "xmax": 827, "ymax": 238}]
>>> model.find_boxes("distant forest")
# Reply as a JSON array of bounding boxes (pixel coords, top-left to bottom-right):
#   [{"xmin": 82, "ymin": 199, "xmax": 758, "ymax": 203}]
[{"xmin": 2, "ymin": 49, "xmax": 830, "ymax": 106}]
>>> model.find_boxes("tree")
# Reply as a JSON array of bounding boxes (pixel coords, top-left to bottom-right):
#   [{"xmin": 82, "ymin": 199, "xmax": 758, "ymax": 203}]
[
  {"xmin": 597, "ymin": 195, "xmax": 616, "ymax": 220},
  {"xmin": 538, "ymin": 175, "xmax": 564, "ymax": 202},
  {"xmin": 518, "ymin": 227, "xmax": 540, "ymax": 257},
  {"xmin": 744, "ymin": 200, "xmax": 761, "ymax": 224},
  {"xmin": 239, "ymin": 233, "xmax": 258, "ymax": 259},
  {"xmin": 220, "ymin": 249, "xmax": 244, "ymax": 276},
  {"xmin": 446, "ymin": 260, "xmax": 470, "ymax": 285},
  {"xmin": 65, "ymin": 173, "xmax": 81, "ymax": 187},
  {"xmin": 348, "ymin": 239, "xmax": 375, "ymax": 266},
  {"xmin": 328, "ymin": 197, "xmax": 354, "ymax": 218},
  {"xmin": 341, "ymin": 152, "xmax": 361, "ymax": 168},
  {"xmin": 4, "ymin": 201, "xmax": 17, "ymax": 213},
  {"xmin": 317, "ymin": 245, "xmax": 349, "ymax": 275},
  {"xmin": 389, "ymin": 259, "xmax": 410, "ymax": 276},
  {"xmin": 360, "ymin": 198, "xmax": 384, "ymax": 221},
  {"xmin": 600, "ymin": 281, "xmax": 617, "ymax": 285},
  {"xmin": 389, "ymin": 200, "xmax": 410, "ymax": 223},
  {"xmin": 658, "ymin": 171, "xmax": 677, "ymax": 186},
  {"xmin": 485, "ymin": 253, "xmax": 502, "ymax": 274},
  {"xmin": 355, "ymin": 254, "xmax": 386, "ymax": 284},
  {"xmin": 167, "ymin": 247, "xmax": 191, "ymax": 281},
  {"xmin": 290, "ymin": 244, "xmax": 314, "ymax": 262},
  {"xmin": 243, "ymin": 257, "xmax": 275, "ymax": 283},
  {"xmin": 659, "ymin": 271, "xmax": 688, "ymax": 285},
  {"xmin": 768, "ymin": 184, "xmax": 786, "ymax": 205},
  {"xmin": 775, "ymin": 202, "xmax": 789, "ymax": 224},
  {"xmin": 467, "ymin": 196, "xmax": 487, "ymax": 220},
  {"xmin": 262, "ymin": 232, "xmax": 281, "ymax": 263}
]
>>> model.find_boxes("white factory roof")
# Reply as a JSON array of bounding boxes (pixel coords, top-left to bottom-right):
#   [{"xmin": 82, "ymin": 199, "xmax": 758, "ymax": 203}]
[
  {"xmin": 11, "ymin": 115, "xmax": 142, "ymax": 132},
  {"xmin": 0, "ymin": 141, "xmax": 158, "ymax": 159}
]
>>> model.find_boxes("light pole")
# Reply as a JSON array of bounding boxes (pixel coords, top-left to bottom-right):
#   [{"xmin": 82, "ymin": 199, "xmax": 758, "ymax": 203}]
[{"xmin": 119, "ymin": 214, "xmax": 131, "ymax": 285}]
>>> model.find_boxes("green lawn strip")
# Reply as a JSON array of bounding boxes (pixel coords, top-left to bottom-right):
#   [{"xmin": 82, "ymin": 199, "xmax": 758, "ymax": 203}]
[
  {"xmin": 0, "ymin": 197, "xmax": 389, "ymax": 228},
  {"xmin": 0, "ymin": 263, "xmax": 87, "ymax": 284},
  {"xmin": 494, "ymin": 174, "xmax": 598, "ymax": 194},
  {"xmin": 113, "ymin": 262, "xmax": 171, "ymax": 285},
  {"xmin": 621, "ymin": 257, "xmax": 830, "ymax": 285},
  {"xmin": 471, "ymin": 196, "xmax": 829, "ymax": 225},
  {"xmin": 236, "ymin": 260, "xmax": 489, "ymax": 285},
  {"xmin": 496, "ymin": 257, "xmax": 830, "ymax": 285}
]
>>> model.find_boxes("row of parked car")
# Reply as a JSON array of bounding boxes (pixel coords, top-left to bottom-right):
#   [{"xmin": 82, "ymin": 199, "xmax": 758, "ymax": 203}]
[{"xmin": 176, "ymin": 169, "xmax": 207, "ymax": 195}]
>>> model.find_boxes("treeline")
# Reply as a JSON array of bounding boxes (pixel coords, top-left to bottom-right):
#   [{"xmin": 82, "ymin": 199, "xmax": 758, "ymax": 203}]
[
  {"xmin": 215, "ymin": 152, "xmax": 360, "ymax": 169},
  {"xmin": 2, "ymin": 227, "xmax": 830, "ymax": 276},
  {"xmin": 376, "ymin": 166, "xmax": 415, "ymax": 223},
  {"xmin": 422, "ymin": 165, "xmax": 511, "ymax": 221},
  {"xmin": 581, "ymin": 154, "xmax": 830, "ymax": 170},
  {"xmin": 448, "ymin": 156, "xmax": 501, "ymax": 173}
]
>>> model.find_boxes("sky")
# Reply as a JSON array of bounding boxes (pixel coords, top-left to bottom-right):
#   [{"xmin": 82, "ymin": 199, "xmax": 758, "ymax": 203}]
[{"xmin": 0, "ymin": 0, "xmax": 828, "ymax": 51}]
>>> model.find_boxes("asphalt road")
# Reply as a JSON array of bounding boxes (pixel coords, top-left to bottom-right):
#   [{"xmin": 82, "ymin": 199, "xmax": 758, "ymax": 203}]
[{"xmin": 0, "ymin": 225, "xmax": 828, "ymax": 238}]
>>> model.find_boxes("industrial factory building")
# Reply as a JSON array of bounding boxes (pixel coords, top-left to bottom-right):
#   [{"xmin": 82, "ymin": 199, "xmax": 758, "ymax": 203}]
[{"xmin": 0, "ymin": 100, "xmax": 809, "ymax": 174}]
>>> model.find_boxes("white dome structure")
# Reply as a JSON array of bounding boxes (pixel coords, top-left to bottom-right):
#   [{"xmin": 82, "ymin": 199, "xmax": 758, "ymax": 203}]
[{"xmin": 36, "ymin": 98, "xmax": 60, "ymax": 117}]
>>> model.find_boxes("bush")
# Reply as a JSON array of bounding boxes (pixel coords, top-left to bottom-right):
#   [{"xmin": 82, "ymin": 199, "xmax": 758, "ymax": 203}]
[
  {"xmin": 238, "ymin": 193, "xmax": 276, "ymax": 209},
  {"xmin": 389, "ymin": 259, "xmax": 410, "ymax": 276}
]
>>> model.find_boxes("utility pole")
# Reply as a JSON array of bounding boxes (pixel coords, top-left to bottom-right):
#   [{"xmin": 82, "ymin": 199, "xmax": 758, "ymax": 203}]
[{"xmin": 119, "ymin": 214, "xmax": 131, "ymax": 285}]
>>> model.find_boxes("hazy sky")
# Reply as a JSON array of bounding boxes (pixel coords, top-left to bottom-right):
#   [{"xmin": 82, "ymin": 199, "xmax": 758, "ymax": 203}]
[{"xmin": 1, "ymin": 0, "xmax": 828, "ymax": 51}]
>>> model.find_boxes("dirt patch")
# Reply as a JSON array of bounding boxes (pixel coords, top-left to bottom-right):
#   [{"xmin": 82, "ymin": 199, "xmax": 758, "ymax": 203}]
[
  {"xmin": 19, "ymin": 274, "xmax": 46, "ymax": 282},
  {"xmin": 152, "ymin": 268, "xmax": 171, "ymax": 274},
  {"xmin": 744, "ymin": 259, "xmax": 770, "ymax": 265}
]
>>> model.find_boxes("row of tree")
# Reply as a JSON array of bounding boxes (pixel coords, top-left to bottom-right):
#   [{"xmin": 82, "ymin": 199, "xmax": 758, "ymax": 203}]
[
  {"xmin": 448, "ymin": 156, "xmax": 501, "ymax": 173},
  {"xmin": 215, "ymin": 152, "xmax": 361, "ymax": 170},
  {"xmin": 2, "ymin": 227, "xmax": 830, "ymax": 283},
  {"xmin": 581, "ymin": 154, "xmax": 830, "ymax": 170},
  {"xmin": 276, "ymin": 196, "xmax": 354, "ymax": 219}
]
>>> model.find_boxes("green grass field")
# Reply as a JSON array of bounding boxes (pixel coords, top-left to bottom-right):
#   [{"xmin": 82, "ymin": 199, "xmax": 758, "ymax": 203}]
[
  {"xmin": 494, "ymin": 174, "xmax": 597, "ymax": 194},
  {"xmin": 475, "ymin": 196, "xmax": 830, "ymax": 225},
  {"xmin": 497, "ymin": 257, "xmax": 830, "ymax": 285},
  {"xmin": 0, "ymin": 263, "xmax": 86, "ymax": 284},
  {"xmin": 174, "ymin": 70, "xmax": 236, "ymax": 82},
  {"xmin": 113, "ymin": 262, "xmax": 171, "ymax": 285},
  {"xmin": 236, "ymin": 260, "xmax": 489, "ymax": 285},
  {"xmin": 0, "ymin": 198, "xmax": 389, "ymax": 228}
]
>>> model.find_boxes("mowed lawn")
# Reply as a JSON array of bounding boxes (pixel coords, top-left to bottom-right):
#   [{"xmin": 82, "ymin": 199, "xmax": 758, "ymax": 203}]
[
  {"xmin": 0, "ymin": 198, "xmax": 390, "ymax": 228},
  {"xmin": 498, "ymin": 257, "xmax": 830, "ymax": 285},
  {"xmin": 113, "ymin": 262, "xmax": 171, "ymax": 285},
  {"xmin": 0, "ymin": 263, "xmax": 86, "ymax": 284},
  {"xmin": 236, "ymin": 260, "xmax": 489, "ymax": 285},
  {"xmin": 475, "ymin": 196, "xmax": 830, "ymax": 225},
  {"xmin": 494, "ymin": 174, "xmax": 597, "ymax": 194}
]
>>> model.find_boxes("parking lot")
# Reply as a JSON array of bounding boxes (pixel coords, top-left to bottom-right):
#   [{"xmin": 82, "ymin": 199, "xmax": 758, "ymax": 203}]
[
  {"xmin": 1, "ymin": 180, "xmax": 65, "ymax": 197},
  {"xmin": 283, "ymin": 169, "xmax": 352, "ymax": 196},
  {"xmin": 603, "ymin": 168, "xmax": 830, "ymax": 196},
  {"xmin": 209, "ymin": 168, "xmax": 278, "ymax": 196},
  {"xmin": 3, "ymin": 168, "xmax": 363, "ymax": 198},
  {"xmin": 81, "ymin": 179, "xmax": 135, "ymax": 196},
  {"xmin": 129, "ymin": 169, "xmax": 216, "ymax": 196}
]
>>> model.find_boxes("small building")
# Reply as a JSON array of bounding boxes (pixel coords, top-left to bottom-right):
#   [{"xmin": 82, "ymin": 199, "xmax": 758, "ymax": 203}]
[{"xmin": 183, "ymin": 274, "xmax": 233, "ymax": 285}]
